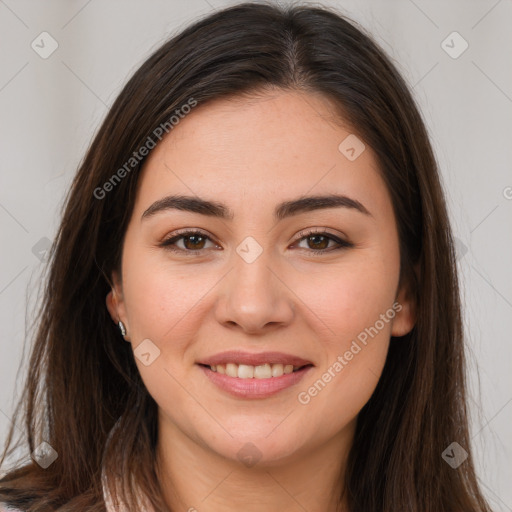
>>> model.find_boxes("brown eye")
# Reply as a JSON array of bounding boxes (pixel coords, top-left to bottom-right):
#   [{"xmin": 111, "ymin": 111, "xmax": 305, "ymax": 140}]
[
  {"xmin": 160, "ymin": 230, "xmax": 218, "ymax": 254},
  {"xmin": 294, "ymin": 230, "xmax": 353, "ymax": 255},
  {"xmin": 181, "ymin": 234, "xmax": 207, "ymax": 250},
  {"xmin": 305, "ymin": 234, "xmax": 330, "ymax": 250}
]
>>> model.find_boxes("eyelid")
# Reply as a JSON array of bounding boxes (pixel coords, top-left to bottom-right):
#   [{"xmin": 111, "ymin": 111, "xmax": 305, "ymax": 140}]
[
  {"xmin": 164, "ymin": 227, "xmax": 213, "ymax": 239},
  {"xmin": 293, "ymin": 227, "xmax": 347, "ymax": 243}
]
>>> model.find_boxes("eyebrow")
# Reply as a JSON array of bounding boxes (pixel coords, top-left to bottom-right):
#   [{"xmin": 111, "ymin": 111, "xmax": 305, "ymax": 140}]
[{"xmin": 141, "ymin": 193, "xmax": 372, "ymax": 221}]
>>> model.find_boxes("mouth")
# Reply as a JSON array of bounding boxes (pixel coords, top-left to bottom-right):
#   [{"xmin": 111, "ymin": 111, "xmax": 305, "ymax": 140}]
[
  {"xmin": 196, "ymin": 351, "xmax": 314, "ymax": 399},
  {"xmin": 197, "ymin": 362, "xmax": 313, "ymax": 379}
]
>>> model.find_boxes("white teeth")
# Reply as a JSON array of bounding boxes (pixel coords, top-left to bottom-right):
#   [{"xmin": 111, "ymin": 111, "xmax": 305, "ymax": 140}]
[
  {"xmin": 225, "ymin": 363, "xmax": 238, "ymax": 378},
  {"xmin": 209, "ymin": 362, "xmax": 305, "ymax": 379},
  {"xmin": 238, "ymin": 364, "xmax": 254, "ymax": 379},
  {"xmin": 271, "ymin": 363, "xmax": 284, "ymax": 377},
  {"xmin": 254, "ymin": 363, "xmax": 272, "ymax": 379}
]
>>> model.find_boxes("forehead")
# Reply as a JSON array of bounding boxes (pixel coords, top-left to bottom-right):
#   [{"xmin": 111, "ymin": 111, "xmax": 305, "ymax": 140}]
[{"xmin": 134, "ymin": 90, "xmax": 390, "ymax": 218}]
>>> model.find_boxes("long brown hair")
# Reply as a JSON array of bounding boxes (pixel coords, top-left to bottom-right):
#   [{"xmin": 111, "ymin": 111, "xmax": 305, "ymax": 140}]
[{"xmin": 0, "ymin": 2, "xmax": 493, "ymax": 511}]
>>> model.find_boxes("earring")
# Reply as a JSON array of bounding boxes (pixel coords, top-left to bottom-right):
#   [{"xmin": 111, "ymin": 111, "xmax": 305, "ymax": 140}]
[{"xmin": 118, "ymin": 321, "xmax": 127, "ymax": 337}]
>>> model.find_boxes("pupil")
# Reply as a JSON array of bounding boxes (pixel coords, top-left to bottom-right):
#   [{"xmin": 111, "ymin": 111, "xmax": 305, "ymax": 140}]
[
  {"xmin": 309, "ymin": 235, "xmax": 328, "ymax": 250},
  {"xmin": 186, "ymin": 235, "xmax": 204, "ymax": 250}
]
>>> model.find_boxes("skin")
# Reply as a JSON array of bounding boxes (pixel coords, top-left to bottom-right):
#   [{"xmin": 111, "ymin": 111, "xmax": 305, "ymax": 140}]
[{"xmin": 106, "ymin": 89, "xmax": 416, "ymax": 512}]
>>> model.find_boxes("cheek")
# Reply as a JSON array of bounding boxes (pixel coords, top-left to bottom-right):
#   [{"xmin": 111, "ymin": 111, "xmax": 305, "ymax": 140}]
[
  {"xmin": 297, "ymin": 266, "xmax": 395, "ymax": 373},
  {"xmin": 292, "ymin": 251, "xmax": 399, "ymax": 345},
  {"xmin": 296, "ymin": 287, "xmax": 393, "ymax": 437},
  {"xmin": 120, "ymin": 256, "xmax": 209, "ymax": 415},
  {"xmin": 121, "ymin": 249, "xmax": 215, "ymax": 342},
  {"xmin": 292, "ymin": 252, "xmax": 398, "ymax": 423}
]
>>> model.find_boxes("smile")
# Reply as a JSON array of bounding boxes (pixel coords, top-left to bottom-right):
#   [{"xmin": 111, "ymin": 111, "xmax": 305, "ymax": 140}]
[
  {"xmin": 196, "ymin": 350, "xmax": 314, "ymax": 398},
  {"xmin": 197, "ymin": 363, "xmax": 313, "ymax": 399},
  {"xmin": 209, "ymin": 362, "xmax": 306, "ymax": 379}
]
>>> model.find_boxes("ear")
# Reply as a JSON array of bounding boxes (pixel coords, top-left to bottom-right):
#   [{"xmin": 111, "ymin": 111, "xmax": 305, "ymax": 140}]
[
  {"xmin": 106, "ymin": 270, "xmax": 131, "ymax": 341},
  {"xmin": 391, "ymin": 264, "xmax": 418, "ymax": 337}
]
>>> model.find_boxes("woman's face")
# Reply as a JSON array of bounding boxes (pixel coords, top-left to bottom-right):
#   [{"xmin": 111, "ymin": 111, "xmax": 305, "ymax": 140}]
[{"xmin": 108, "ymin": 89, "xmax": 415, "ymax": 466}]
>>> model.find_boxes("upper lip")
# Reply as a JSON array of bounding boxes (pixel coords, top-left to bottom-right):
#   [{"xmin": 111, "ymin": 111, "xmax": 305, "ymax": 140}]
[{"xmin": 198, "ymin": 350, "xmax": 314, "ymax": 367}]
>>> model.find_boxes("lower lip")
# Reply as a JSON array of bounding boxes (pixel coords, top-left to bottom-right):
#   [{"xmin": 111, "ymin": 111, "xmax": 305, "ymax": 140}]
[{"xmin": 198, "ymin": 364, "xmax": 313, "ymax": 399}]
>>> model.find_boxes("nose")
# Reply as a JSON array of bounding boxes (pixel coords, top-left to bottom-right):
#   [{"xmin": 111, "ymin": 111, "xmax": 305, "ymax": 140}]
[{"xmin": 215, "ymin": 249, "xmax": 295, "ymax": 334}]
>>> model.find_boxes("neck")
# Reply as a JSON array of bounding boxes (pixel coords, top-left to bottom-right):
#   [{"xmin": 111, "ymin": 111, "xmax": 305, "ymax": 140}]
[{"xmin": 155, "ymin": 413, "xmax": 354, "ymax": 512}]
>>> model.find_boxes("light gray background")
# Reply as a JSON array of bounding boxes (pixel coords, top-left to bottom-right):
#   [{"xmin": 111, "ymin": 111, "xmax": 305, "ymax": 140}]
[{"xmin": 0, "ymin": 0, "xmax": 511, "ymax": 510}]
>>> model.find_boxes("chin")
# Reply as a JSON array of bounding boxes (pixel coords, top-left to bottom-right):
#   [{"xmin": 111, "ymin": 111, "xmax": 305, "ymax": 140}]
[{"xmin": 205, "ymin": 430, "xmax": 309, "ymax": 469}]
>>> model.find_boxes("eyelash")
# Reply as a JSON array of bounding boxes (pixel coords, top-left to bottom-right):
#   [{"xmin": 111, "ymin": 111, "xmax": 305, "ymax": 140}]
[{"xmin": 159, "ymin": 228, "xmax": 353, "ymax": 256}]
